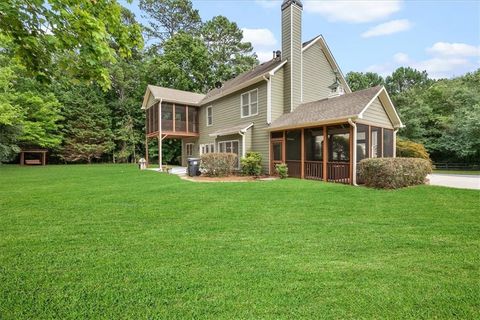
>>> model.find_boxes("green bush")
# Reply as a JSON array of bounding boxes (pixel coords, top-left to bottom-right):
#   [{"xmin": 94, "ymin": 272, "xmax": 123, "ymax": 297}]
[
  {"xmin": 275, "ymin": 163, "xmax": 288, "ymax": 179},
  {"xmin": 200, "ymin": 153, "xmax": 237, "ymax": 177},
  {"xmin": 359, "ymin": 157, "xmax": 432, "ymax": 189},
  {"xmin": 240, "ymin": 152, "xmax": 262, "ymax": 176},
  {"xmin": 396, "ymin": 138, "xmax": 431, "ymax": 161}
]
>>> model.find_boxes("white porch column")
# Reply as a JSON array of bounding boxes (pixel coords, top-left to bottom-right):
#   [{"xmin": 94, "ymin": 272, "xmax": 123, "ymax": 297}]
[{"xmin": 158, "ymin": 101, "xmax": 162, "ymax": 171}]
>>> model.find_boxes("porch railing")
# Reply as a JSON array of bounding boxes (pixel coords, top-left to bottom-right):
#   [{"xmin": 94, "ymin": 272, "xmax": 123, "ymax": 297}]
[
  {"xmin": 327, "ymin": 162, "xmax": 350, "ymax": 184},
  {"xmin": 304, "ymin": 161, "xmax": 323, "ymax": 180},
  {"xmin": 286, "ymin": 160, "xmax": 302, "ymax": 178}
]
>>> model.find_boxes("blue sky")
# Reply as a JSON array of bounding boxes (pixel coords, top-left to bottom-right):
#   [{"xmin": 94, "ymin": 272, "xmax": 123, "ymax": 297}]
[{"xmin": 123, "ymin": 0, "xmax": 480, "ymax": 79}]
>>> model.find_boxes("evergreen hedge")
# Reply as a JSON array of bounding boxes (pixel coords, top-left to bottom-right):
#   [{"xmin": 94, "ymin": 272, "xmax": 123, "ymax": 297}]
[
  {"xmin": 359, "ymin": 157, "xmax": 432, "ymax": 189},
  {"xmin": 200, "ymin": 153, "xmax": 237, "ymax": 177}
]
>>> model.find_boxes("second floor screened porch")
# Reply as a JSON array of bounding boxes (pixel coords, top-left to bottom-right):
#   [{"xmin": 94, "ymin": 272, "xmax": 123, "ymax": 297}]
[{"xmin": 146, "ymin": 102, "xmax": 199, "ymax": 138}]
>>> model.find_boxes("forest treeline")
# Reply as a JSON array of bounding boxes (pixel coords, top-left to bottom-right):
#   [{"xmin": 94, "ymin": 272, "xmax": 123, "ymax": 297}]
[{"xmin": 1, "ymin": 0, "xmax": 478, "ymax": 164}]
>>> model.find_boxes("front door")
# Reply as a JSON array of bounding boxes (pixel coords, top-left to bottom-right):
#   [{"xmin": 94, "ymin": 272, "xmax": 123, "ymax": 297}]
[{"xmin": 271, "ymin": 140, "xmax": 284, "ymax": 174}]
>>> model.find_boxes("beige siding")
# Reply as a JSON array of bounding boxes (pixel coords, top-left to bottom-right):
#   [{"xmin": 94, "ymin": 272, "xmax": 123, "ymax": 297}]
[
  {"xmin": 198, "ymin": 82, "xmax": 271, "ymax": 171},
  {"xmin": 302, "ymin": 42, "xmax": 337, "ymax": 103},
  {"xmin": 363, "ymin": 98, "xmax": 394, "ymax": 129},
  {"xmin": 282, "ymin": 7, "xmax": 292, "ymax": 114},
  {"xmin": 282, "ymin": 4, "xmax": 302, "ymax": 113},
  {"xmin": 271, "ymin": 68, "xmax": 284, "ymax": 123},
  {"xmin": 146, "ymin": 92, "xmax": 156, "ymax": 109}
]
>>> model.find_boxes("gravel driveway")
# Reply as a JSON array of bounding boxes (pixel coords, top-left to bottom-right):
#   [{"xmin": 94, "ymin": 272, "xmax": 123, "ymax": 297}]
[{"xmin": 428, "ymin": 174, "xmax": 480, "ymax": 190}]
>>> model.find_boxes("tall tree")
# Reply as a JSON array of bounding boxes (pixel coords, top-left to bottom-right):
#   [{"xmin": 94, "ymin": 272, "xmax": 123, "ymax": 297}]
[
  {"xmin": 0, "ymin": 0, "xmax": 143, "ymax": 90},
  {"xmin": 57, "ymin": 84, "xmax": 114, "ymax": 163},
  {"xmin": 202, "ymin": 16, "xmax": 258, "ymax": 83},
  {"xmin": 385, "ymin": 67, "xmax": 432, "ymax": 96},
  {"xmin": 0, "ymin": 54, "xmax": 62, "ymax": 162},
  {"xmin": 139, "ymin": 0, "xmax": 202, "ymax": 49},
  {"xmin": 346, "ymin": 71, "xmax": 384, "ymax": 92},
  {"xmin": 146, "ymin": 32, "xmax": 213, "ymax": 92}
]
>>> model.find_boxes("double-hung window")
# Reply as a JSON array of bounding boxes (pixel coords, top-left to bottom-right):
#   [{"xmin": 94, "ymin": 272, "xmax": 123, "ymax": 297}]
[
  {"xmin": 186, "ymin": 143, "xmax": 194, "ymax": 156},
  {"xmin": 200, "ymin": 143, "xmax": 215, "ymax": 155},
  {"xmin": 206, "ymin": 106, "xmax": 213, "ymax": 126},
  {"xmin": 241, "ymin": 89, "xmax": 258, "ymax": 118}
]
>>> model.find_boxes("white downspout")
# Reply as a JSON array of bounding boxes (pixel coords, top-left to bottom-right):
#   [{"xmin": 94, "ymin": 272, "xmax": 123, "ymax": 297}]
[
  {"xmin": 158, "ymin": 99, "xmax": 163, "ymax": 171},
  {"xmin": 239, "ymin": 131, "xmax": 246, "ymax": 158},
  {"xmin": 348, "ymin": 118, "xmax": 358, "ymax": 186},
  {"xmin": 393, "ymin": 129, "xmax": 399, "ymax": 157}
]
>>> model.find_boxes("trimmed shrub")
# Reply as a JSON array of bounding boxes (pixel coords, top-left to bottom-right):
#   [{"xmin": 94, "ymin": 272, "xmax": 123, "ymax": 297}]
[
  {"xmin": 275, "ymin": 163, "xmax": 288, "ymax": 179},
  {"xmin": 241, "ymin": 152, "xmax": 262, "ymax": 176},
  {"xmin": 200, "ymin": 152, "xmax": 237, "ymax": 177},
  {"xmin": 359, "ymin": 157, "xmax": 432, "ymax": 189},
  {"xmin": 396, "ymin": 138, "xmax": 431, "ymax": 161}
]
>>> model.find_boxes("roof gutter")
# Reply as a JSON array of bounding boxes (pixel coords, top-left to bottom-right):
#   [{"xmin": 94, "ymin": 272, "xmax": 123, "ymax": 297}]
[
  {"xmin": 348, "ymin": 118, "xmax": 358, "ymax": 186},
  {"xmin": 268, "ymin": 116, "xmax": 359, "ymax": 132}
]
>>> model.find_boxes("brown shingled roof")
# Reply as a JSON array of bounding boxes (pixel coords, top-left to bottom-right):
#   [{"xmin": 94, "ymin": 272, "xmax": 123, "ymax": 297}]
[
  {"xmin": 269, "ymin": 86, "xmax": 383, "ymax": 130},
  {"xmin": 201, "ymin": 58, "xmax": 284, "ymax": 104}
]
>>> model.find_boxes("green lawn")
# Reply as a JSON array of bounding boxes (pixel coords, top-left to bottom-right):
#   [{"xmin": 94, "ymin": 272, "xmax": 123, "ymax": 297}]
[{"xmin": 1, "ymin": 165, "xmax": 479, "ymax": 319}]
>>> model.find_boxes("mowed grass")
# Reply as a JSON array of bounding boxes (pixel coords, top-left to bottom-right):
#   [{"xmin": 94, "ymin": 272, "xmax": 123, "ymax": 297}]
[{"xmin": 0, "ymin": 165, "xmax": 479, "ymax": 319}]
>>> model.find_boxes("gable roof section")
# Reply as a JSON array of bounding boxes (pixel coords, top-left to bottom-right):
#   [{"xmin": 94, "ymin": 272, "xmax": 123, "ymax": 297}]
[
  {"xmin": 141, "ymin": 85, "xmax": 206, "ymax": 109},
  {"xmin": 201, "ymin": 59, "xmax": 285, "ymax": 105},
  {"xmin": 302, "ymin": 35, "xmax": 352, "ymax": 94},
  {"xmin": 269, "ymin": 86, "xmax": 402, "ymax": 130}
]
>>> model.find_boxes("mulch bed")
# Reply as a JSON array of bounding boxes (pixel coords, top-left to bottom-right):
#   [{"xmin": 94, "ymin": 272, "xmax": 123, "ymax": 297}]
[{"xmin": 181, "ymin": 175, "xmax": 278, "ymax": 183}]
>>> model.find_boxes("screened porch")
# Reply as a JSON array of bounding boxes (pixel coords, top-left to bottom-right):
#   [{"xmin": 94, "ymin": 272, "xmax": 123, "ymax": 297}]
[
  {"xmin": 146, "ymin": 102, "xmax": 199, "ymax": 138},
  {"xmin": 270, "ymin": 123, "xmax": 395, "ymax": 184}
]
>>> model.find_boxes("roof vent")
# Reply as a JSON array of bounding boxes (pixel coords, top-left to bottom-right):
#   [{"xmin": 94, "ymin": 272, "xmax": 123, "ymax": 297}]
[
  {"xmin": 275, "ymin": 50, "xmax": 282, "ymax": 60},
  {"xmin": 215, "ymin": 81, "xmax": 222, "ymax": 89},
  {"xmin": 328, "ymin": 72, "xmax": 345, "ymax": 99}
]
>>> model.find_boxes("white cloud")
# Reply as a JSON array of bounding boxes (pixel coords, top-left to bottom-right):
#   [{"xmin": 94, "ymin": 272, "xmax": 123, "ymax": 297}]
[
  {"xmin": 305, "ymin": 0, "xmax": 402, "ymax": 23},
  {"xmin": 393, "ymin": 52, "xmax": 410, "ymax": 63},
  {"xmin": 255, "ymin": 0, "xmax": 281, "ymax": 9},
  {"xmin": 361, "ymin": 19, "xmax": 412, "ymax": 38},
  {"xmin": 242, "ymin": 28, "xmax": 277, "ymax": 48},
  {"xmin": 427, "ymin": 42, "xmax": 480, "ymax": 57},
  {"xmin": 242, "ymin": 28, "xmax": 278, "ymax": 62},
  {"xmin": 365, "ymin": 42, "xmax": 479, "ymax": 79}
]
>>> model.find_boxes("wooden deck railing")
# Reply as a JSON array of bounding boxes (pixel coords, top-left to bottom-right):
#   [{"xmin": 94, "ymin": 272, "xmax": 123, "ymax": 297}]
[
  {"xmin": 304, "ymin": 161, "xmax": 323, "ymax": 180},
  {"xmin": 327, "ymin": 162, "xmax": 350, "ymax": 184}
]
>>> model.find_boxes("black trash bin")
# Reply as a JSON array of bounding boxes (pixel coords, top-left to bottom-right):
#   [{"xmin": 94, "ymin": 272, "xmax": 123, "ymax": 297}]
[{"xmin": 187, "ymin": 158, "xmax": 201, "ymax": 177}]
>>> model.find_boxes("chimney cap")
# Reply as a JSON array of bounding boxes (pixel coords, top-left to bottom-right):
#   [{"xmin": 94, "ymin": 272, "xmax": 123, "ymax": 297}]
[{"xmin": 281, "ymin": 0, "xmax": 303, "ymax": 10}]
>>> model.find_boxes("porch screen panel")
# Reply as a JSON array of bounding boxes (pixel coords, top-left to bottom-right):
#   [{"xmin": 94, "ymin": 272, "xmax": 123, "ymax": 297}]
[
  {"xmin": 153, "ymin": 103, "xmax": 158, "ymax": 132},
  {"xmin": 175, "ymin": 105, "xmax": 186, "ymax": 132},
  {"xmin": 188, "ymin": 107, "xmax": 198, "ymax": 133},
  {"xmin": 305, "ymin": 128, "xmax": 323, "ymax": 161},
  {"xmin": 383, "ymin": 129, "xmax": 394, "ymax": 157},
  {"xmin": 162, "ymin": 103, "xmax": 173, "ymax": 131},
  {"xmin": 286, "ymin": 130, "xmax": 301, "ymax": 160},
  {"xmin": 356, "ymin": 124, "xmax": 369, "ymax": 162},
  {"xmin": 327, "ymin": 126, "xmax": 350, "ymax": 162},
  {"xmin": 371, "ymin": 127, "xmax": 382, "ymax": 158}
]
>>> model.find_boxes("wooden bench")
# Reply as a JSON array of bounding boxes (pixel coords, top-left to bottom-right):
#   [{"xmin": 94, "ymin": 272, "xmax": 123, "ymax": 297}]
[{"xmin": 25, "ymin": 159, "xmax": 42, "ymax": 165}]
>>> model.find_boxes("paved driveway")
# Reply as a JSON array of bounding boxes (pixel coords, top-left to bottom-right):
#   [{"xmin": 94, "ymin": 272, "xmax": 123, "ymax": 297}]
[{"xmin": 428, "ymin": 174, "xmax": 480, "ymax": 190}]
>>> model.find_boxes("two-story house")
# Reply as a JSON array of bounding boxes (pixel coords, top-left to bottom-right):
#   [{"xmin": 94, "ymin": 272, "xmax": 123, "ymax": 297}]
[{"xmin": 141, "ymin": 0, "xmax": 403, "ymax": 185}]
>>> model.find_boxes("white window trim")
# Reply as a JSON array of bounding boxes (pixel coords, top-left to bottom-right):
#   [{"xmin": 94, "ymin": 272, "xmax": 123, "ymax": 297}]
[
  {"xmin": 240, "ymin": 89, "xmax": 259, "ymax": 118},
  {"xmin": 206, "ymin": 106, "xmax": 213, "ymax": 126},
  {"xmin": 218, "ymin": 140, "xmax": 240, "ymax": 169},
  {"xmin": 200, "ymin": 143, "xmax": 215, "ymax": 155},
  {"xmin": 186, "ymin": 143, "xmax": 194, "ymax": 157}
]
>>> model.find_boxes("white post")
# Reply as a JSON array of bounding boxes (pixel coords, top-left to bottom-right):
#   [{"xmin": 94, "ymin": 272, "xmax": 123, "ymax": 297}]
[
  {"xmin": 393, "ymin": 129, "xmax": 398, "ymax": 157},
  {"xmin": 158, "ymin": 101, "xmax": 162, "ymax": 171}
]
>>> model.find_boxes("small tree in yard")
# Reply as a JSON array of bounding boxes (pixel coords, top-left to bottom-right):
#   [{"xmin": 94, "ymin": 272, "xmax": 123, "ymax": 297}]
[
  {"xmin": 241, "ymin": 152, "xmax": 262, "ymax": 176},
  {"xmin": 275, "ymin": 163, "xmax": 288, "ymax": 179}
]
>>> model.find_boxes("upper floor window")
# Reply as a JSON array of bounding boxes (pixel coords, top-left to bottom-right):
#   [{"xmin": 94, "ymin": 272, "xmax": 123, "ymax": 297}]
[
  {"xmin": 241, "ymin": 89, "xmax": 258, "ymax": 118},
  {"xmin": 206, "ymin": 106, "xmax": 213, "ymax": 126}
]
